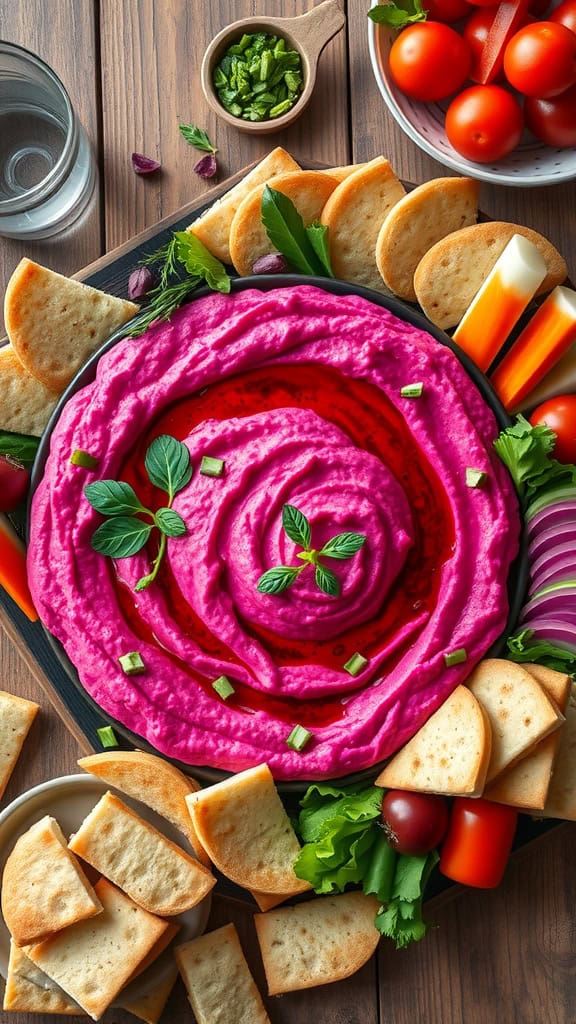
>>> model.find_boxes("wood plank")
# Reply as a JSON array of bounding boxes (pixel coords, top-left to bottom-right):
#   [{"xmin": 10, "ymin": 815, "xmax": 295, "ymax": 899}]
[
  {"xmin": 99, "ymin": 0, "xmax": 350, "ymax": 248},
  {"xmin": 347, "ymin": 0, "xmax": 576, "ymax": 281},
  {"xmin": 0, "ymin": 0, "xmax": 103, "ymax": 337}
]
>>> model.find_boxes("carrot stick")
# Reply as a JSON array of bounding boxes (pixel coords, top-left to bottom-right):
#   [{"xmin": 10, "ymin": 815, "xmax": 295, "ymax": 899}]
[
  {"xmin": 491, "ymin": 286, "xmax": 576, "ymax": 411},
  {"xmin": 0, "ymin": 514, "xmax": 38, "ymax": 621}
]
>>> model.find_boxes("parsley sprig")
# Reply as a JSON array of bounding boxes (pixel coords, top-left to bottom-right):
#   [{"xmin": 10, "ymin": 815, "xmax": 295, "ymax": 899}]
[
  {"xmin": 126, "ymin": 232, "xmax": 231, "ymax": 338},
  {"xmin": 257, "ymin": 504, "xmax": 366, "ymax": 597},
  {"xmin": 84, "ymin": 435, "xmax": 191, "ymax": 591}
]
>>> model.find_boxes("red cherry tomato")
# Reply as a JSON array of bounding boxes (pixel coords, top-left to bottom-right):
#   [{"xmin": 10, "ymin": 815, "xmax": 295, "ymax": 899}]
[
  {"xmin": 467, "ymin": 0, "xmax": 499, "ymax": 7},
  {"xmin": 550, "ymin": 0, "xmax": 576, "ymax": 34},
  {"xmin": 525, "ymin": 83, "xmax": 576, "ymax": 146},
  {"xmin": 463, "ymin": 6, "xmax": 533, "ymax": 80},
  {"xmin": 425, "ymin": 0, "xmax": 474, "ymax": 21},
  {"xmin": 439, "ymin": 798, "xmax": 517, "ymax": 888},
  {"xmin": 530, "ymin": 395, "xmax": 576, "ymax": 464},
  {"xmin": 445, "ymin": 84, "xmax": 523, "ymax": 161},
  {"xmin": 0, "ymin": 456, "xmax": 30, "ymax": 512},
  {"xmin": 503, "ymin": 21, "xmax": 576, "ymax": 97},
  {"xmin": 389, "ymin": 22, "xmax": 473, "ymax": 101},
  {"xmin": 381, "ymin": 790, "xmax": 449, "ymax": 856}
]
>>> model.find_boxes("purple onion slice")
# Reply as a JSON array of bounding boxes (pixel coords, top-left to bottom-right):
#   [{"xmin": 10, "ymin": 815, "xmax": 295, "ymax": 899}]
[{"xmin": 131, "ymin": 152, "xmax": 161, "ymax": 175}]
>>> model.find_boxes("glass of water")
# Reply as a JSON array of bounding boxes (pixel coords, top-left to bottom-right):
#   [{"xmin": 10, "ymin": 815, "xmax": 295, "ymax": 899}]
[{"xmin": 0, "ymin": 41, "xmax": 96, "ymax": 239}]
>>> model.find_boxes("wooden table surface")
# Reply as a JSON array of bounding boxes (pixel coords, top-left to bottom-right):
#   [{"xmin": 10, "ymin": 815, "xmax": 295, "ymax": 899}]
[{"xmin": 1, "ymin": 2, "xmax": 575, "ymax": 1022}]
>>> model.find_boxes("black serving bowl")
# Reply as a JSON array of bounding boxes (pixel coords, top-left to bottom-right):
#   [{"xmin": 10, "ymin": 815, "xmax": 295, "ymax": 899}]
[{"xmin": 29, "ymin": 275, "xmax": 528, "ymax": 794}]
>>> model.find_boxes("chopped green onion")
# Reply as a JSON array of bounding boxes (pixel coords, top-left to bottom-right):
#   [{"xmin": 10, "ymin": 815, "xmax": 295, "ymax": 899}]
[
  {"xmin": 213, "ymin": 32, "xmax": 303, "ymax": 122},
  {"xmin": 400, "ymin": 382, "xmax": 424, "ymax": 398},
  {"xmin": 200, "ymin": 455, "xmax": 225, "ymax": 478},
  {"xmin": 286, "ymin": 724, "xmax": 313, "ymax": 752},
  {"xmin": 97, "ymin": 725, "xmax": 118, "ymax": 749},
  {"xmin": 466, "ymin": 468, "xmax": 488, "ymax": 488},
  {"xmin": 70, "ymin": 449, "xmax": 99, "ymax": 469},
  {"xmin": 118, "ymin": 651, "xmax": 146, "ymax": 675},
  {"xmin": 212, "ymin": 675, "xmax": 235, "ymax": 700},
  {"xmin": 343, "ymin": 652, "xmax": 369, "ymax": 676},
  {"xmin": 444, "ymin": 648, "xmax": 468, "ymax": 667}
]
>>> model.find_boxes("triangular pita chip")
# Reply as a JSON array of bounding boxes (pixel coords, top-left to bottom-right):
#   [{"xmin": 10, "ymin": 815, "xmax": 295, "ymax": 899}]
[
  {"xmin": 541, "ymin": 681, "xmax": 576, "ymax": 821},
  {"xmin": 3, "ymin": 940, "xmax": 82, "ymax": 1015},
  {"xmin": 0, "ymin": 345, "xmax": 58, "ymax": 435},
  {"xmin": 0, "ymin": 689, "xmax": 39, "ymax": 801},
  {"xmin": 186, "ymin": 763, "xmax": 310, "ymax": 895},
  {"xmin": 255, "ymin": 891, "xmax": 380, "ymax": 995},
  {"xmin": 5, "ymin": 258, "xmax": 139, "ymax": 390},
  {"xmin": 175, "ymin": 923, "xmax": 270, "ymax": 1024},
  {"xmin": 374, "ymin": 685, "xmax": 491, "ymax": 796}
]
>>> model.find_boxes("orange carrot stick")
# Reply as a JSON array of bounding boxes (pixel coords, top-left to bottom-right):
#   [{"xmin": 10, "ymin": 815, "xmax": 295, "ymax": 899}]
[
  {"xmin": 0, "ymin": 514, "xmax": 38, "ymax": 621},
  {"xmin": 491, "ymin": 286, "xmax": 576, "ymax": 411}
]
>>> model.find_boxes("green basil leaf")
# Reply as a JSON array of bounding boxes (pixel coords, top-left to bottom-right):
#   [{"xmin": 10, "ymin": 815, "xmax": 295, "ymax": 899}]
[
  {"xmin": 257, "ymin": 565, "xmax": 301, "ymax": 594},
  {"xmin": 306, "ymin": 222, "xmax": 334, "ymax": 278},
  {"xmin": 174, "ymin": 232, "xmax": 231, "ymax": 294},
  {"xmin": 178, "ymin": 124, "xmax": 217, "ymax": 153},
  {"xmin": 261, "ymin": 186, "xmax": 323, "ymax": 276},
  {"xmin": 368, "ymin": 0, "xmax": 426, "ymax": 28},
  {"xmin": 90, "ymin": 517, "xmax": 152, "ymax": 558},
  {"xmin": 144, "ymin": 435, "xmax": 192, "ymax": 500},
  {"xmin": 315, "ymin": 563, "xmax": 340, "ymax": 596},
  {"xmin": 319, "ymin": 532, "xmax": 366, "ymax": 560},
  {"xmin": 282, "ymin": 504, "xmax": 311, "ymax": 549},
  {"xmin": 155, "ymin": 507, "xmax": 187, "ymax": 537},
  {"xmin": 0, "ymin": 430, "xmax": 40, "ymax": 466},
  {"xmin": 84, "ymin": 480, "xmax": 146, "ymax": 517}
]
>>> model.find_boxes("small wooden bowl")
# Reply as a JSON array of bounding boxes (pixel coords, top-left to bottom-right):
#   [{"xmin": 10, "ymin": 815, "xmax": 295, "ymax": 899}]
[{"xmin": 201, "ymin": 0, "xmax": 345, "ymax": 135}]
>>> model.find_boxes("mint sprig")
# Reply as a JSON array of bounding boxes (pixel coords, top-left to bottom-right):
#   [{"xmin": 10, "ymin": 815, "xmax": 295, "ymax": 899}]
[
  {"xmin": 178, "ymin": 124, "xmax": 217, "ymax": 154},
  {"xmin": 368, "ymin": 0, "xmax": 426, "ymax": 29},
  {"xmin": 257, "ymin": 504, "xmax": 366, "ymax": 598},
  {"xmin": 84, "ymin": 434, "xmax": 190, "ymax": 591}
]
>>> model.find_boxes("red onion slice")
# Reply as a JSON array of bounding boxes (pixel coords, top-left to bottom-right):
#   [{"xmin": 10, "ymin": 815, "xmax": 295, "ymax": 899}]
[
  {"xmin": 529, "ymin": 544, "xmax": 576, "ymax": 595},
  {"xmin": 521, "ymin": 584, "xmax": 576, "ymax": 624},
  {"xmin": 521, "ymin": 618, "xmax": 576, "ymax": 653},
  {"xmin": 529, "ymin": 522, "xmax": 576, "ymax": 562},
  {"xmin": 526, "ymin": 500, "xmax": 576, "ymax": 542}
]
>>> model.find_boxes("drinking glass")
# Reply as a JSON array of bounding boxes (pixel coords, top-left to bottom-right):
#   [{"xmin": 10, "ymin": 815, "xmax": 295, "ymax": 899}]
[{"xmin": 0, "ymin": 41, "xmax": 96, "ymax": 239}]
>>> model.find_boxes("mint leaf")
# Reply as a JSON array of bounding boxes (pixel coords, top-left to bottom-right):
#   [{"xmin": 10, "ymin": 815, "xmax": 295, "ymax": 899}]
[
  {"xmin": 282, "ymin": 504, "xmax": 311, "ymax": 549},
  {"xmin": 315, "ymin": 562, "xmax": 340, "ymax": 596},
  {"xmin": 144, "ymin": 435, "xmax": 192, "ymax": 501},
  {"xmin": 306, "ymin": 222, "xmax": 334, "ymax": 277},
  {"xmin": 179, "ymin": 124, "xmax": 217, "ymax": 153},
  {"xmin": 90, "ymin": 517, "xmax": 152, "ymax": 558},
  {"xmin": 320, "ymin": 532, "xmax": 366, "ymax": 560},
  {"xmin": 257, "ymin": 565, "xmax": 302, "ymax": 594},
  {"xmin": 261, "ymin": 186, "xmax": 322, "ymax": 276},
  {"xmin": 155, "ymin": 507, "xmax": 186, "ymax": 537},
  {"xmin": 84, "ymin": 481, "xmax": 146, "ymax": 517},
  {"xmin": 368, "ymin": 0, "xmax": 426, "ymax": 28},
  {"xmin": 174, "ymin": 231, "xmax": 231, "ymax": 294}
]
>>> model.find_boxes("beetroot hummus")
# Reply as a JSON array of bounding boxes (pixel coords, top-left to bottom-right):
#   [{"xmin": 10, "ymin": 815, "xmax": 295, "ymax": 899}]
[{"xmin": 28, "ymin": 284, "xmax": 519, "ymax": 780}]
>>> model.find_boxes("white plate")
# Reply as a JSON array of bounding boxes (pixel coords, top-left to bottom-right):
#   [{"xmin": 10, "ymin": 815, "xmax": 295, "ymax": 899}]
[{"xmin": 0, "ymin": 773, "xmax": 211, "ymax": 1006}]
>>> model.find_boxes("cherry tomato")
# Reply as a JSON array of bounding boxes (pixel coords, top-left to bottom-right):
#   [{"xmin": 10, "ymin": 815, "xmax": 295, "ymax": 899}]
[
  {"xmin": 389, "ymin": 22, "xmax": 473, "ymax": 102},
  {"xmin": 529, "ymin": 0, "xmax": 551, "ymax": 15},
  {"xmin": 425, "ymin": 0, "xmax": 474, "ymax": 20},
  {"xmin": 464, "ymin": 6, "xmax": 533, "ymax": 81},
  {"xmin": 0, "ymin": 456, "xmax": 30, "ymax": 512},
  {"xmin": 381, "ymin": 790, "xmax": 449, "ymax": 856},
  {"xmin": 439, "ymin": 798, "xmax": 517, "ymax": 888},
  {"xmin": 445, "ymin": 84, "xmax": 523, "ymax": 161},
  {"xmin": 467, "ymin": 0, "xmax": 499, "ymax": 7},
  {"xmin": 530, "ymin": 395, "xmax": 576, "ymax": 464},
  {"xmin": 550, "ymin": 0, "xmax": 576, "ymax": 34},
  {"xmin": 503, "ymin": 21, "xmax": 576, "ymax": 97},
  {"xmin": 525, "ymin": 83, "xmax": 576, "ymax": 146}
]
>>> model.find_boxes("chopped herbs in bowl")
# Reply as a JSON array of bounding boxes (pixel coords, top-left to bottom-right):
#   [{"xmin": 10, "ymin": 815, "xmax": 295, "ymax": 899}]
[{"xmin": 212, "ymin": 32, "xmax": 304, "ymax": 123}]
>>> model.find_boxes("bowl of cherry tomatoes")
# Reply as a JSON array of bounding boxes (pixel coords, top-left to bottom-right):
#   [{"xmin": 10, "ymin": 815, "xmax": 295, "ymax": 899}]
[{"xmin": 368, "ymin": 0, "xmax": 576, "ymax": 185}]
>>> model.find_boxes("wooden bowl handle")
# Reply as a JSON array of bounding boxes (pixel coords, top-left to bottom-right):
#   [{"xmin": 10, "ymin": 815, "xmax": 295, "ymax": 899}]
[{"xmin": 287, "ymin": 0, "xmax": 346, "ymax": 63}]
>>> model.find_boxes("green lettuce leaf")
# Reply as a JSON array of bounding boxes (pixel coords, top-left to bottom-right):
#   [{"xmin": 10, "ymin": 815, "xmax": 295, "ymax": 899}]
[
  {"xmin": 494, "ymin": 415, "xmax": 576, "ymax": 504},
  {"xmin": 507, "ymin": 628, "xmax": 576, "ymax": 675},
  {"xmin": 174, "ymin": 231, "xmax": 231, "ymax": 293},
  {"xmin": 375, "ymin": 850, "xmax": 439, "ymax": 949}
]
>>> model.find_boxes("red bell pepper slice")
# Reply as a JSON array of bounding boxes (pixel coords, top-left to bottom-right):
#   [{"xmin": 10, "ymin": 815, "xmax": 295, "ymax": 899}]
[
  {"xmin": 478, "ymin": 0, "xmax": 531, "ymax": 83},
  {"xmin": 439, "ymin": 797, "xmax": 517, "ymax": 888}
]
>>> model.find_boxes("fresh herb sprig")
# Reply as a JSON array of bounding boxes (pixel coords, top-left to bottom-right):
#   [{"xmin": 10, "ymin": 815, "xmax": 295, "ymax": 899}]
[
  {"xmin": 257, "ymin": 504, "xmax": 365, "ymax": 597},
  {"xmin": 178, "ymin": 125, "xmax": 217, "ymax": 154},
  {"xmin": 84, "ymin": 434, "xmax": 191, "ymax": 591},
  {"xmin": 261, "ymin": 186, "xmax": 334, "ymax": 278},
  {"xmin": 368, "ymin": 0, "xmax": 426, "ymax": 30},
  {"xmin": 127, "ymin": 233, "xmax": 231, "ymax": 338}
]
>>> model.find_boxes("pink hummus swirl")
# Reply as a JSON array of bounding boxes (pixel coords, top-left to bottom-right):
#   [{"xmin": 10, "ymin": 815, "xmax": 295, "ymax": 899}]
[{"xmin": 28, "ymin": 284, "xmax": 520, "ymax": 780}]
